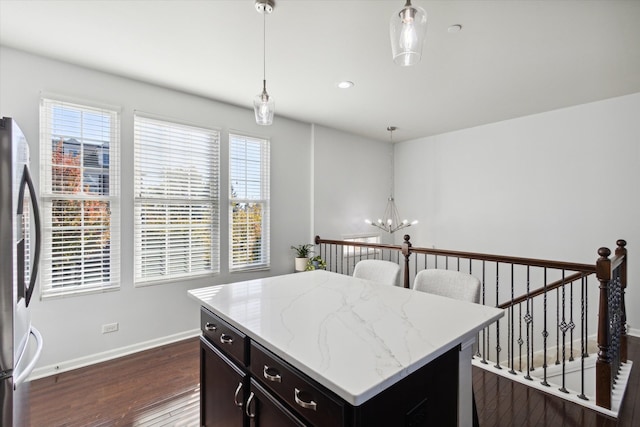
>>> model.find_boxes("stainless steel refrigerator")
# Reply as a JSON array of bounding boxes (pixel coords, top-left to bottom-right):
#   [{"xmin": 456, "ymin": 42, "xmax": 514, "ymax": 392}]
[{"xmin": 0, "ymin": 117, "xmax": 44, "ymax": 426}]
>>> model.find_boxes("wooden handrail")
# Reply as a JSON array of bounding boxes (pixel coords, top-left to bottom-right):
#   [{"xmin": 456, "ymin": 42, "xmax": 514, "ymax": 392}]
[
  {"xmin": 407, "ymin": 245, "xmax": 595, "ymax": 273},
  {"xmin": 497, "ymin": 271, "xmax": 589, "ymax": 309},
  {"xmin": 315, "ymin": 236, "xmax": 402, "ymax": 251},
  {"xmin": 315, "ymin": 234, "xmax": 595, "ymax": 282}
]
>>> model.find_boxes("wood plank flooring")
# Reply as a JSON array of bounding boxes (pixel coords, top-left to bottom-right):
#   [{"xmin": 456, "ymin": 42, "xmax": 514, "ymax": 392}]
[
  {"xmin": 16, "ymin": 337, "xmax": 201, "ymax": 426},
  {"xmin": 473, "ymin": 335, "xmax": 639, "ymax": 427},
  {"xmin": 17, "ymin": 336, "xmax": 639, "ymax": 426}
]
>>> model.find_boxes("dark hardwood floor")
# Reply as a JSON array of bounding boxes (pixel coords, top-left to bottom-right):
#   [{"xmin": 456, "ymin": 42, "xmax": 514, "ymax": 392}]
[
  {"xmin": 473, "ymin": 336, "xmax": 639, "ymax": 427},
  {"xmin": 16, "ymin": 337, "xmax": 201, "ymax": 426},
  {"xmin": 17, "ymin": 336, "xmax": 639, "ymax": 426}
]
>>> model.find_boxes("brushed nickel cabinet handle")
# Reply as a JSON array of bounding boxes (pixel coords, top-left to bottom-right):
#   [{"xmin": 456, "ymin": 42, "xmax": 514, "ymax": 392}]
[
  {"xmin": 263, "ymin": 365, "xmax": 282, "ymax": 382},
  {"xmin": 245, "ymin": 392, "xmax": 256, "ymax": 419},
  {"xmin": 220, "ymin": 333, "xmax": 234, "ymax": 344},
  {"xmin": 294, "ymin": 388, "xmax": 317, "ymax": 411},
  {"xmin": 233, "ymin": 382, "xmax": 243, "ymax": 408},
  {"xmin": 205, "ymin": 322, "xmax": 217, "ymax": 331}
]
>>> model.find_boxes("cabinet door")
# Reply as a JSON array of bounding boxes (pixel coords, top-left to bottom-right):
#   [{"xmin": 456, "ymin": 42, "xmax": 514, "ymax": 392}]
[
  {"xmin": 201, "ymin": 337, "xmax": 247, "ymax": 427},
  {"xmin": 245, "ymin": 379, "xmax": 306, "ymax": 427}
]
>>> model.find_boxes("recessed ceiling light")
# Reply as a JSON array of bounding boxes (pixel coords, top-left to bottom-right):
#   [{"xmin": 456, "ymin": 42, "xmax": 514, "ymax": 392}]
[
  {"xmin": 447, "ymin": 24, "xmax": 462, "ymax": 33},
  {"xmin": 337, "ymin": 81, "xmax": 354, "ymax": 89}
]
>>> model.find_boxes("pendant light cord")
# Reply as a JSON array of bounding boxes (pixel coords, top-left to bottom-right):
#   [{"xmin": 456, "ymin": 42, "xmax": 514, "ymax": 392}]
[
  {"xmin": 263, "ymin": 12, "xmax": 266, "ymax": 82},
  {"xmin": 389, "ymin": 127, "xmax": 395, "ymax": 198}
]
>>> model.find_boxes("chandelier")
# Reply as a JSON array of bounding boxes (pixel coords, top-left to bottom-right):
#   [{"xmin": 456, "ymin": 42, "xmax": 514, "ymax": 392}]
[{"xmin": 365, "ymin": 126, "xmax": 418, "ymax": 233}]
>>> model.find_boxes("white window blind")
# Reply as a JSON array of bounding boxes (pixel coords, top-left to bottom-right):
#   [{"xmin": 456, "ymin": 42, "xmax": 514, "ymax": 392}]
[
  {"xmin": 39, "ymin": 97, "xmax": 120, "ymax": 298},
  {"xmin": 229, "ymin": 133, "xmax": 270, "ymax": 271},
  {"xmin": 134, "ymin": 114, "xmax": 219, "ymax": 284}
]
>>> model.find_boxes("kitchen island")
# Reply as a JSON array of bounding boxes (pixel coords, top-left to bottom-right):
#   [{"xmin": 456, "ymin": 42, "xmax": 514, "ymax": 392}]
[{"xmin": 189, "ymin": 270, "xmax": 503, "ymax": 426}]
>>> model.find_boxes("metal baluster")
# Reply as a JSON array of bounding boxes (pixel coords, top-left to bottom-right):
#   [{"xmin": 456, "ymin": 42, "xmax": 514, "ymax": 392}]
[
  {"xmin": 584, "ymin": 274, "xmax": 589, "ymax": 359},
  {"xmin": 518, "ymin": 302, "xmax": 523, "ymax": 372},
  {"xmin": 541, "ymin": 268, "xmax": 550, "ymax": 387},
  {"xmin": 494, "ymin": 262, "xmax": 501, "ymax": 370},
  {"xmin": 556, "ymin": 287, "xmax": 561, "ymax": 365},
  {"xmin": 481, "ymin": 260, "xmax": 488, "ymax": 364},
  {"xmin": 559, "ymin": 270, "xmax": 569, "ymax": 393},
  {"xmin": 509, "ymin": 264, "xmax": 516, "ymax": 374},
  {"xmin": 524, "ymin": 266, "xmax": 532, "ymax": 380},
  {"xmin": 570, "ymin": 278, "xmax": 575, "ymax": 362},
  {"xmin": 472, "ymin": 258, "xmax": 481, "ymax": 358},
  {"xmin": 578, "ymin": 274, "xmax": 588, "ymax": 400}
]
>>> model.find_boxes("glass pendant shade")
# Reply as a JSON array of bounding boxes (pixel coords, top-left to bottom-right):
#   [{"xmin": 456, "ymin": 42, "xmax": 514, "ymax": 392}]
[
  {"xmin": 390, "ymin": 0, "xmax": 427, "ymax": 67},
  {"xmin": 254, "ymin": 0, "xmax": 275, "ymax": 125},
  {"xmin": 254, "ymin": 80, "xmax": 274, "ymax": 126}
]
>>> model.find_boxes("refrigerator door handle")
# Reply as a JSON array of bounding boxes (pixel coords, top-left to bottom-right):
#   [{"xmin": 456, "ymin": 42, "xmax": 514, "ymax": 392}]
[
  {"xmin": 13, "ymin": 326, "xmax": 43, "ymax": 387},
  {"xmin": 17, "ymin": 164, "xmax": 41, "ymax": 307}
]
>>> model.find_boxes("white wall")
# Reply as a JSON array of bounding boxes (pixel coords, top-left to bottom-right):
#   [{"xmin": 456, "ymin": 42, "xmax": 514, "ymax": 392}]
[
  {"xmin": 395, "ymin": 92, "xmax": 640, "ymax": 332},
  {"xmin": 0, "ymin": 46, "xmax": 323, "ymax": 373},
  {"xmin": 312, "ymin": 124, "xmax": 392, "ymax": 243}
]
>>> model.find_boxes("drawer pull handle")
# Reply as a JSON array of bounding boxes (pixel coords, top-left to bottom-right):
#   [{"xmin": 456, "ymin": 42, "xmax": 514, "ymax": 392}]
[
  {"xmin": 245, "ymin": 392, "xmax": 256, "ymax": 419},
  {"xmin": 294, "ymin": 388, "xmax": 317, "ymax": 411},
  {"xmin": 205, "ymin": 322, "xmax": 217, "ymax": 332},
  {"xmin": 233, "ymin": 382, "xmax": 243, "ymax": 408},
  {"xmin": 220, "ymin": 334, "xmax": 234, "ymax": 344},
  {"xmin": 263, "ymin": 365, "xmax": 282, "ymax": 383}
]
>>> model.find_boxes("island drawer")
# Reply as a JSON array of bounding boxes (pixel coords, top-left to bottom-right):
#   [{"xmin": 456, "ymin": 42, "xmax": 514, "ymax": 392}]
[
  {"xmin": 200, "ymin": 307, "xmax": 248, "ymax": 367},
  {"xmin": 250, "ymin": 341, "xmax": 345, "ymax": 426}
]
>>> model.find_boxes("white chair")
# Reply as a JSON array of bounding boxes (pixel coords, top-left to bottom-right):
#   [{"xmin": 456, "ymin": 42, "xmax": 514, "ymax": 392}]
[
  {"xmin": 412, "ymin": 269, "xmax": 481, "ymax": 304},
  {"xmin": 413, "ymin": 268, "xmax": 482, "ymax": 427},
  {"xmin": 352, "ymin": 259, "xmax": 401, "ymax": 286}
]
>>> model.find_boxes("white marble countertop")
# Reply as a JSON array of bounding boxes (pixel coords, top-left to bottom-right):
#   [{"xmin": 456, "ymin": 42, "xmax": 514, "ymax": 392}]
[{"xmin": 188, "ymin": 270, "xmax": 503, "ymax": 406}]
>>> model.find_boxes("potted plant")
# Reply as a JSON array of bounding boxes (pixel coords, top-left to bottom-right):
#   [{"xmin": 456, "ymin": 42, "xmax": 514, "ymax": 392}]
[
  {"xmin": 291, "ymin": 244, "xmax": 313, "ymax": 272},
  {"xmin": 305, "ymin": 255, "xmax": 326, "ymax": 271}
]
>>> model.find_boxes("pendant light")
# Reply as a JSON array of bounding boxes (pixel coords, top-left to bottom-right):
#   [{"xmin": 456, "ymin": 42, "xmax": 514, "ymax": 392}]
[
  {"xmin": 365, "ymin": 127, "xmax": 418, "ymax": 233},
  {"xmin": 390, "ymin": 0, "xmax": 427, "ymax": 67},
  {"xmin": 254, "ymin": 0, "xmax": 275, "ymax": 125}
]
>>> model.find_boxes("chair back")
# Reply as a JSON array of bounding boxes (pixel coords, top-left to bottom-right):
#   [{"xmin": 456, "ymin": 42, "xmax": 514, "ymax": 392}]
[
  {"xmin": 353, "ymin": 259, "xmax": 401, "ymax": 286},
  {"xmin": 412, "ymin": 269, "xmax": 481, "ymax": 303}
]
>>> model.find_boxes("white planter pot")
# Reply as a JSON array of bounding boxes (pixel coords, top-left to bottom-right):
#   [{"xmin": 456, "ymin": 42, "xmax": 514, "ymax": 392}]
[{"xmin": 294, "ymin": 257, "xmax": 309, "ymax": 272}]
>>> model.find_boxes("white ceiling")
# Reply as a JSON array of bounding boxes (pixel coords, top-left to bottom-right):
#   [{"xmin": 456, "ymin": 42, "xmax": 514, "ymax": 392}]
[{"xmin": 1, "ymin": 0, "xmax": 639, "ymax": 142}]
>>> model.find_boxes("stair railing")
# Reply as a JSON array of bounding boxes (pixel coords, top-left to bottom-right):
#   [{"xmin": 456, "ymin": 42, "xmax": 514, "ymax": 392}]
[{"xmin": 314, "ymin": 235, "xmax": 628, "ymax": 410}]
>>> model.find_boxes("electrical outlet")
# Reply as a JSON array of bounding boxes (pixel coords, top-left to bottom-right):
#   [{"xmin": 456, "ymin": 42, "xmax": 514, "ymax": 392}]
[{"xmin": 102, "ymin": 322, "xmax": 119, "ymax": 334}]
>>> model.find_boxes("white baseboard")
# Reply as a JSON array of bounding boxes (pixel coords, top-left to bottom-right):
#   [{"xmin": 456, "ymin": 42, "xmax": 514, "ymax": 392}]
[
  {"xmin": 628, "ymin": 327, "xmax": 640, "ymax": 338},
  {"xmin": 29, "ymin": 329, "xmax": 201, "ymax": 381}
]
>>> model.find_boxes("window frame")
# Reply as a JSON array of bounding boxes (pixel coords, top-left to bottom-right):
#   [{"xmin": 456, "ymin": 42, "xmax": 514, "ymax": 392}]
[
  {"xmin": 39, "ymin": 96, "xmax": 121, "ymax": 298},
  {"xmin": 133, "ymin": 113, "xmax": 220, "ymax": 286},
  {"xmin": 228, "ymin": 132, "xmax": 270, "ymax": 272}
]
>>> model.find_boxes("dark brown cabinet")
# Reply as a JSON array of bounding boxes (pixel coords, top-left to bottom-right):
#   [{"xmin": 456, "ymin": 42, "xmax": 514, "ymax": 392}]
[
  {"xmin": 249, "ymin": 341, "xmax": 345, "ymax": 426},
  {"xmin": 199, "ymin": 306, "xmax": 458, "ymax": 426},
  {"xmin": 245, "ymin": 379, "xmax": 306, "ymax": 427},
  {"xmin": 200, "ymin": 337, "xmax": 246, "ymax": 427}
]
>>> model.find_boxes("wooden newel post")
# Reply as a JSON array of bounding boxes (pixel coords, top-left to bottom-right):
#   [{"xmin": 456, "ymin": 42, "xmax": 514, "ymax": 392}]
[
  {"xmin": 402, "ymin": 234, "xmax": 412, "ymax": 289},
  {"xmin": 595, "ymin": 247, "xmax": 612, "ymax": 410},
  {"xmin": 616, "ymin": 239, "xmax": 628, "ymax": 363}
]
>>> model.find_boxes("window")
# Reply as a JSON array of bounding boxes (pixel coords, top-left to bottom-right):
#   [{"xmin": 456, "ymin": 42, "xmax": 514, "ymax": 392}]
[
  {"xmin": 134, "ymin": 114, "xmax": 219, "ymax": 284},
  {"xmin": 229, "ymin": 133, "xmax": 270, "ymax": 271},
  {"xmin": 40, "ymin": 97, "xmax": 120, "ymax": 297}
]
